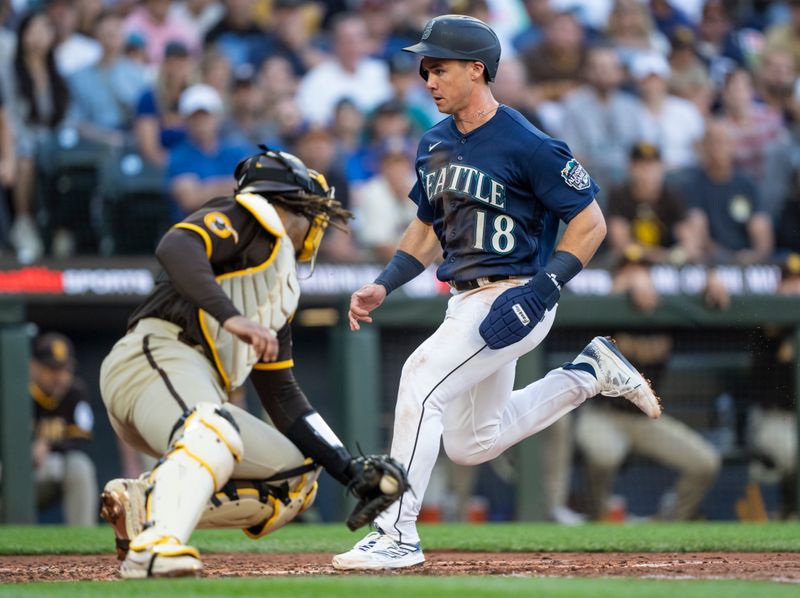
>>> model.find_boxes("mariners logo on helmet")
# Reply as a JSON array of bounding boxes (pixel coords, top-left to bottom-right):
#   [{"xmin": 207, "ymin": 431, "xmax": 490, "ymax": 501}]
[{"xmin": 422, "ymin": 21, "xmax": 433, "ymax": 40}]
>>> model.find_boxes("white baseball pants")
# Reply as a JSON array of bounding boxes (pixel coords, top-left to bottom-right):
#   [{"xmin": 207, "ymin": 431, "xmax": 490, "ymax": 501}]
[{"xmin": 375, "ymin": 280, "xmax": 601, "ymax": 544}]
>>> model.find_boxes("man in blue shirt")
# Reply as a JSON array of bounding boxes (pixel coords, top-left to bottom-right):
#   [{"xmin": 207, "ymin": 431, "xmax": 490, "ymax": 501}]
[
  {"xmin": 68, "ymin": 11, "xmax": 150, "ymax": 144},
  {"xmin": 334, "ymin": 15, "xmax": 662, "ymax": 570},
  {"xmin": 167, "ymin": 84, "xmax": 251, "ymax": 221}
]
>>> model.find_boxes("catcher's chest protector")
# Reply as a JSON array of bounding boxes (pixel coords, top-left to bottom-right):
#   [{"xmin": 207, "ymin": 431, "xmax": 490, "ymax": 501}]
[{"xmin": 199, "ymin": 195, "xmax": 301, "ymax": 390}]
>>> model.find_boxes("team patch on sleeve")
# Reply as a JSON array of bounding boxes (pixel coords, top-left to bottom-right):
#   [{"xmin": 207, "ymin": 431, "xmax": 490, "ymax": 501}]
[
  {"xmin": 560, "ymin": 159, "xmax": 591, "ymax": 191},
  {"xmin": 203, "ymin": 211, "xmax": 240, "ymax": 243}
]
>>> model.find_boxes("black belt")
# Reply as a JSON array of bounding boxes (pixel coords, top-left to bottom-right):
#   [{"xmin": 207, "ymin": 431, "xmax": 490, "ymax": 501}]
[{"xmin": 449, "ymin": 275, "xmax": 516, "ymax": 291}]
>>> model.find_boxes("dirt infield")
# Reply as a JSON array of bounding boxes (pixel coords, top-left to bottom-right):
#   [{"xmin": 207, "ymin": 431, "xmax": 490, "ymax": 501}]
[{"xmin": 1, "ymin": 552, "xmax": 799, "ymax": 583}]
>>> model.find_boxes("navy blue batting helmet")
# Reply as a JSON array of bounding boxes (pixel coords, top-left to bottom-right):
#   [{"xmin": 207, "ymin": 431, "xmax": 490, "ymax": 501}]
[{"xmin": 402, "ymin": 14, "xmax": 501, "ymax": 82}]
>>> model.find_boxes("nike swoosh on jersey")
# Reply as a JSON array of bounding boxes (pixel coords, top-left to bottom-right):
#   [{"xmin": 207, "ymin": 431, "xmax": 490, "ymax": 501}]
[{"xmin": 428, "ymin": 141, "xmax": 443, "ymax": 152}]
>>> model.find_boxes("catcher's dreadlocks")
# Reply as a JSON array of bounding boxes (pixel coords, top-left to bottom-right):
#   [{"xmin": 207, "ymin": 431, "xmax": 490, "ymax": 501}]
[
  {"xmin": 234, "ymin": 145, "xmax": 352, "ymax": 228},
  {"xmin": 268, "ymin": 192, "xmax": 353, "ymax": 232}
]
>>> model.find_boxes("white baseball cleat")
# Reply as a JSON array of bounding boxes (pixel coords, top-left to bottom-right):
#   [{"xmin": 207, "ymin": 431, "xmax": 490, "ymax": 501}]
[
  {"xmin": 120, "ymin": 538, "xmax": 203, "ymax": 579},
  {"xmin": 332, "ymin": 529, "xmax": 425, "ymax": 570},
  {"xmin": 573, "ymin": 336, "xmax": 662, "ymax": 419},
  {"xmin": 100, "ymin": 477, "xmax": 148, "ymax": 560}
]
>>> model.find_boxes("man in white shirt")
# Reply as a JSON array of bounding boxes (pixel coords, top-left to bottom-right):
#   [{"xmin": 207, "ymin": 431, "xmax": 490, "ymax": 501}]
[
  {"xmin": 353, "ymin": 137, "xmax": 417, "ymax": 261},
  {"xmin": 296, "ymin": 13, "xmax": 392, "ymax": 125},
  {"xmin": 632, "ymin": 52, "xmax": 705, "ymax": 171}
]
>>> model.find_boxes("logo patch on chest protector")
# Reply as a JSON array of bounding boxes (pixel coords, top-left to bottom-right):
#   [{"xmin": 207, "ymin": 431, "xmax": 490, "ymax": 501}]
[
  {"xmin": 561, "ymin": 159, "xmax": 591, "ymax": 191},
  {"xmin": 512, "ymin": 303, "xmax": 530, "ymax": 326},
  {"xmin": 204, "ymin": 211, "xmax": 240, "ymax": 243}
]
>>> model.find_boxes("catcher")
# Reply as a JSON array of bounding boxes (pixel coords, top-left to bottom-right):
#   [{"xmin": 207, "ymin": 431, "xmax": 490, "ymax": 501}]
[{"xmin": 98, "ymin": 147, "xmax": 407, "ymax": 579}]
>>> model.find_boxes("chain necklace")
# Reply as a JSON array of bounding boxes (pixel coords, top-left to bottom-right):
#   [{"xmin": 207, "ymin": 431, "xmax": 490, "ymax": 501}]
[{"xmin": 456, "ymin": 101, "xmax": 500, "ymax": 126}]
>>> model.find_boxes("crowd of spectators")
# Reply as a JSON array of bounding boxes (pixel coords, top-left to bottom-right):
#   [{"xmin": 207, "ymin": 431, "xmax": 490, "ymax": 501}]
[
  {"xmin": 0, "ymin": 0, "xmax": 796, "ymax": 523},
  {"xmin": 0, "ymin": 0, "xmax": 798, "ymax": 269}
]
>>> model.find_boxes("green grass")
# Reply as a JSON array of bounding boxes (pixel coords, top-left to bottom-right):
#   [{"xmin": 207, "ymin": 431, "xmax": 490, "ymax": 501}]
[
  {"xmin": 1, "ymin": 522, "xmax": 799, "ymax": 555},
  {"xmin": 0, "ymin": 576, "xmax": 797, "ymax": 598}
]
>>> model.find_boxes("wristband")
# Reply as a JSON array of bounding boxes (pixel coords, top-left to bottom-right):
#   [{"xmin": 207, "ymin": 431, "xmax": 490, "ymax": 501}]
[
  {"xmin": 374, "ymin": 250, "xmax": 425, "ymax": 295},
  {"xmin": 543, "ymin": 250, "xmax": 583, "ymax": 288}
]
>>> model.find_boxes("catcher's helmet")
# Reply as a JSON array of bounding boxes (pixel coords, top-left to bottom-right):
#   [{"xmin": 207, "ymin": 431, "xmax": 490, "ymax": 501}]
[
  {"xmin": 234, "ymin": 145, "xmax": 330, "ymax": 198},
  {"xmin": 234, "ymin": 145, "xmax": 338, "ymax": 266},
  {"xmin": 402, "ymin": 14, "xmax": 501, "ymax": 81}
]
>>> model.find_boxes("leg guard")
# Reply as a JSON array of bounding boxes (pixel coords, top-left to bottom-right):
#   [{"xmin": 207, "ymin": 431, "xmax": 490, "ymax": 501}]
[
  {"xmin": 197, "ymin": 460, "xmax": 320, "ymax": 539},
  {"xmin": 127, "ymin": 403, "xmax": 243, "ymax": 557}
]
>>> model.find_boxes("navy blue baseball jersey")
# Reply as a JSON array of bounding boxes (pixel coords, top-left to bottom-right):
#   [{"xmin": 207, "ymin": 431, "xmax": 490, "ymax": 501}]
[{"xmin": 409, "ymin": 105, "xmax": 599, "ymax": 282}]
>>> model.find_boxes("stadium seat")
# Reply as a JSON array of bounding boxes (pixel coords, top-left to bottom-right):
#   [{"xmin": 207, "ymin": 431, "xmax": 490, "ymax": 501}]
[
  {"xmin": 97, "ymin": 147, "xmax": 170, "ymax": 255},
  {"xmin": 36, "ymin": 129, "xmax": 112, "ymax": 255}
]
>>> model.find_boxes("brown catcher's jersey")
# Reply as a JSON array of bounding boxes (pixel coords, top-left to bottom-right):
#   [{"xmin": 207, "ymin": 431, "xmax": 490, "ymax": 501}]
[
  {"xmin": 128, "ymin": 193, "xmax": 299, "ymax": 390},
  {"xmin": 31, "ymin": 378, "xmax": 93, "ymax": 453}
]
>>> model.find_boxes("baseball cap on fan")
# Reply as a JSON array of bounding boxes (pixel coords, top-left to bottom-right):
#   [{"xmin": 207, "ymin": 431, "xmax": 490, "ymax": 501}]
[
  {"xmin": 630, "ymin": 52, "xmax": 671, "ymax": 81},
  {"xmin": 164, "ymin": 40, "xmax": 190, "ymax": 59},
  {"xmin": 33, "ymin": 332, "xmax": 77, "ymax": 370},
  {"xmin": 630, "ymin": 141, "xmax": 661, "ymax": 162},
  {"xmin": 178, "ymin": 84, "xmax": 224, "ymax": 117}
]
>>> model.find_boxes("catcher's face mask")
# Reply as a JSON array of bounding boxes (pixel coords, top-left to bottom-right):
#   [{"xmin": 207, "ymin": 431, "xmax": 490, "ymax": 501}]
[
  {"xmin": 295, "ymin": 169, "xmax": 334, "ymax": 273},
  {"xmin": 298, "ymin": 213, "xmax": 329, "ymax": 263}
]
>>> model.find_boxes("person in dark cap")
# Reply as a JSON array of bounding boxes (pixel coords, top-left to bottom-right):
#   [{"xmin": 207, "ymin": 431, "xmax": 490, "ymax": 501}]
[
  {"xmin": 164, "ymin": 39, "xmax": 190, "ymax": 59},
  {"xmin": 123, "ymin": 31, "xmax": 149, "ymax": 65},
  {"xmin": 580, "ymin": 138, "xmax": 723, "ymax": 520},
  {"xmin": 606, "ymin": 141, "xmax": 705, "ymax": 267},
  {"xmin": 29, "ymin": 332, "xmax": 97, "ymax": 526},
  {"xmin": 744, "ymin": 253, "xmax": 800, "ymax": 519}
]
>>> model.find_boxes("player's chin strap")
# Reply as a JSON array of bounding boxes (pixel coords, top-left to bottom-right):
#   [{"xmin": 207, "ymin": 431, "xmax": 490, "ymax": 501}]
[{"xmin": 196, "ymin": 458, "xmax": 321, "ymax": 540}]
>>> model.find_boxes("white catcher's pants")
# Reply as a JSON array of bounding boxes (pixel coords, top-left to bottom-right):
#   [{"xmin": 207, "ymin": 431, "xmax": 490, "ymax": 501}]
[{"xmin": 375, "ymin": 280, "xmax": 600, "ymax": 544}]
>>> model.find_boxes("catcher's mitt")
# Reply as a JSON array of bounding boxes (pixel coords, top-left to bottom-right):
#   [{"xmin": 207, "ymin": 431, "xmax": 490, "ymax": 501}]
[{"xmin": 345, "ymin": 454, "xmax": 409, "ymax": 531}]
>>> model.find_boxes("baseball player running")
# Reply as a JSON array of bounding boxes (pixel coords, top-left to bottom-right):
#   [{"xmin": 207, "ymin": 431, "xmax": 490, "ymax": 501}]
[
  {"xmin": 99, "ymin": 147, "xmax": 407, "ymax": 578},
  {"xmin": 333, "ymin": 15, "xmax": 661, "ymax": 570}
]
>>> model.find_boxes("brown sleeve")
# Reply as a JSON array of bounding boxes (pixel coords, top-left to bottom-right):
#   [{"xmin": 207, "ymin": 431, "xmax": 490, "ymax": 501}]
[
  {"xmin": 155, "ymin": 228, "xmax": 241, "ymax": 324},
  {"xmin": 250, "ymin": 367, "xmax": 355, "ymax": 484},
  {"xmin": 172, "ymin": 197, "xmax": 258, "ymax": 263}
]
